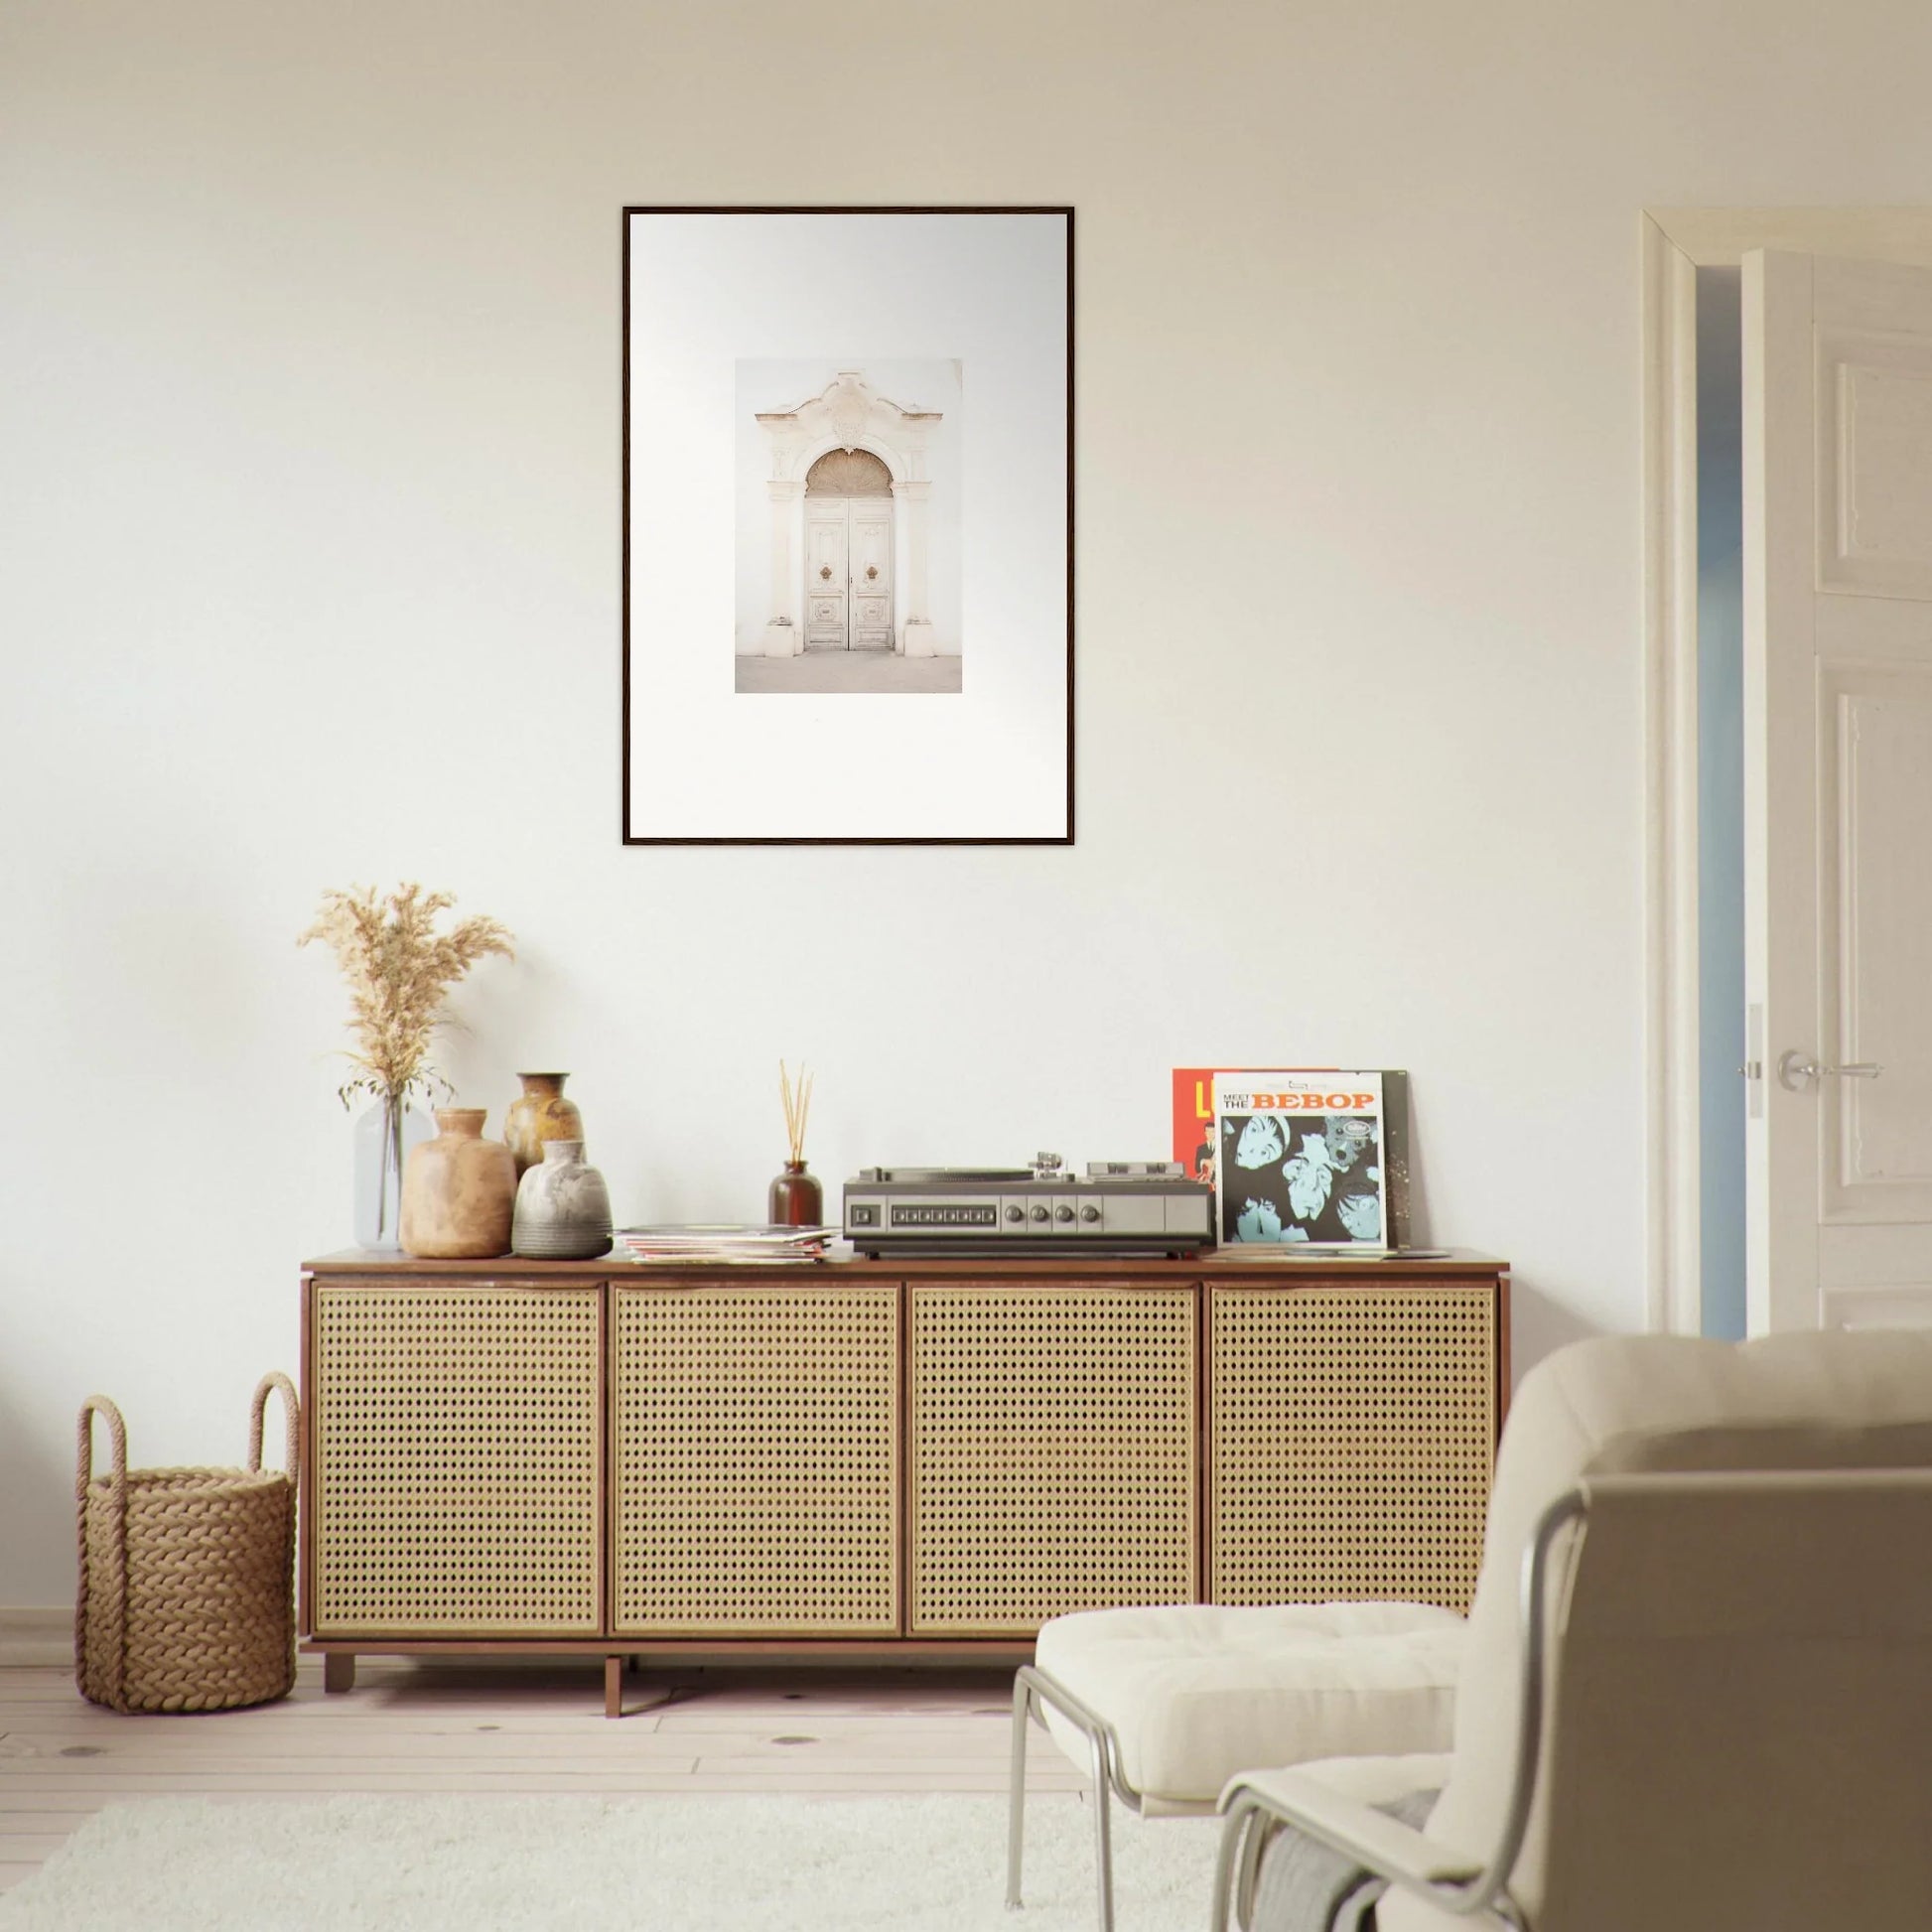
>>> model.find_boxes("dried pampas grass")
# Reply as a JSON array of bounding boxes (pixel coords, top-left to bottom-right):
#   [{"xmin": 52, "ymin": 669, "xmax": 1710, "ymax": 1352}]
[{"xmin": 299, "ymin": 884, "xmax": 514, "ymax": 1109}]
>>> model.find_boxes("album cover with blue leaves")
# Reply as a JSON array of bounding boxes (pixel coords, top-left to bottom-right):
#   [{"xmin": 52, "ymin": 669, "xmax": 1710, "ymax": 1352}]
[{"xmin": 1210, "ymin": 1069, "xmax": 1412, "ymax": 1249}]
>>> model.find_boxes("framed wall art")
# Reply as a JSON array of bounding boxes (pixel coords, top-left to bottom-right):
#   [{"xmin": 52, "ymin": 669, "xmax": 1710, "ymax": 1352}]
[{"xmin": 621, "ymin": 207, "xmax": 1073, "ymax": 844}]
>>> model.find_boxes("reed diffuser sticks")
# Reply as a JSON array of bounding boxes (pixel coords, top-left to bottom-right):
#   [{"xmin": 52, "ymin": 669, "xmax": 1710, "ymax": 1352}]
[{"xmin": 779, "ymin": 1060, "xmax": 814, "ymax": 1165}]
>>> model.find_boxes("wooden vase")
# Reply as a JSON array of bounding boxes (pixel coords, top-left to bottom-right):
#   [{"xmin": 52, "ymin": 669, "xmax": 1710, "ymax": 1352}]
[
  {"xmin": 503, "ymin": 1072, "xmax": 586, "ymax": 1177},
  {"xmin": 400, "ymin": 1109, "xmax": 516, "ymax": 1258}
]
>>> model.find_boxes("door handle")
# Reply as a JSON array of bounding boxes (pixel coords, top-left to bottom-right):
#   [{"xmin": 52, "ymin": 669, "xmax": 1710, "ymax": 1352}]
[{"xmin": 1777, "ymin": 1050, "xmax": 1882, "ymax": 1090}]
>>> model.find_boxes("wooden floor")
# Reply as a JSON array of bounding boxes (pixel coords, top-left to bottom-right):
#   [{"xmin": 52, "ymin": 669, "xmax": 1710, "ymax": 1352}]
[{"xmin": 0, "ymin": 1658, "xmax": 1083, "ymax": 1893}]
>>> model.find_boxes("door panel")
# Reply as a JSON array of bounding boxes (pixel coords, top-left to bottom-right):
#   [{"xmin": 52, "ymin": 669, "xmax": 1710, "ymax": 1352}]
[
  {"xmin": 1744, "ymin": 249, "xmax": 1932, "ymax": 1330},
  {"xmin": 906, "ymin": 1283, "xmax": 1195, "ymax": 1635},
  {"xmin": 1818, "ymin": 328, "xmax": 1932, "ymax": 597},
  {"xmin": 611, "ymin": 1284, "xmax": 899, "ymax": 1635},
  {"xmin": 848, "ymin": 502, "xmax": 895, "ymax": 649},
  {"xmin": 1819, "ymin": 667, "xmax": 1932, "ymax": 1225},
  {"xmin": 804, "ymin": 505, "xmax": 848, "ymax": 650},
  {"xmin": 1208, "ymin": 1285, "xmax": 1493, "ymax": 1612},
  {"xmin": 311, "ymin": 1283, "xmax": 602, "ymax": 1635}
]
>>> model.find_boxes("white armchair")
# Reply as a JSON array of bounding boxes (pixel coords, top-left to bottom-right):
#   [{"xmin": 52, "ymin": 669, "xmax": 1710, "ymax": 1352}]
[{"xmin": 1212, "ymin": 1329, "xmax": 1932, "ymax": 1932}]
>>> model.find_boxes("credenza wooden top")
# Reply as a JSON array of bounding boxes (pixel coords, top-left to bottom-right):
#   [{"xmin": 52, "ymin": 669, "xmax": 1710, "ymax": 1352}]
[{"xmin": 304, "ymin": 1247, "xmax": 1507, "ymax": 1282}]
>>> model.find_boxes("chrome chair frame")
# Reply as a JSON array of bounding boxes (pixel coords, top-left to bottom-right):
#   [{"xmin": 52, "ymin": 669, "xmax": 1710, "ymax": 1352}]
[{"xmin": 1006, "ymin": 1662, "xmax": 1151, "ymax": 1932}]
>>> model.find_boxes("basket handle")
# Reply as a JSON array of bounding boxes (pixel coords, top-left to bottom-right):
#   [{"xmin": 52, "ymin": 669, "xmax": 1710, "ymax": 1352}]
[
  {"xmin": 76, "ymin": 1394, "xmax": 128, "ymax": 1504},
  {"xmin": 75, "ymin": 1394, "xmax": 130, "ymax": 1710},
  {"xmin": 248, "ymin": 1371, "xmax": 300, "ymax": 1481}
]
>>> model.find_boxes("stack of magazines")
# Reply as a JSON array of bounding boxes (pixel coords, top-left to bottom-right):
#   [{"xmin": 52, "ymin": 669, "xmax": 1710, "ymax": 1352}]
[{"xmin": 612, "ymin": 1224, "xmax": 838, "ymax": 1265}]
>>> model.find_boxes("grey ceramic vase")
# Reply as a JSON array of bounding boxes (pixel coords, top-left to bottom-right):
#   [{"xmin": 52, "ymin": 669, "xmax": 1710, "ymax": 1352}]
[{"xmin": 511, "ymin": 1140, "xmax": 614, "ymax": 1260}]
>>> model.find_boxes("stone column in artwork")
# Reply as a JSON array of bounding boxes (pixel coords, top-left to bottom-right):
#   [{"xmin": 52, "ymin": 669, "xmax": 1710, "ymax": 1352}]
[
  {"xmin": 895, "ymin": 479, "xmax": 934, "ymax": 656},
  {"xmin": 764, "ymin": 478, "xmax": 801, "ymax": 657}
]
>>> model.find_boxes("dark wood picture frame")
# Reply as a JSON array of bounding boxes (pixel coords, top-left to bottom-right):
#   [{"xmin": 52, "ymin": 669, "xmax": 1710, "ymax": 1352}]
[{"xmin": 621, "ymin": 205, "xmax": 1075, "ymax": 846}]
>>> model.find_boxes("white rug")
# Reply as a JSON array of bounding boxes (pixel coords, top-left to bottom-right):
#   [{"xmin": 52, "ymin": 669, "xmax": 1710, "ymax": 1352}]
[{"xmin": 0, "ymin": 1794, "xmax": 1223, "ymax": 1931}]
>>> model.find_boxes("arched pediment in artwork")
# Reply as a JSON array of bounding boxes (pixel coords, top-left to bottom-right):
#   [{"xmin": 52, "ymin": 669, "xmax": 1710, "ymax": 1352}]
[
  {"xmin": 805, "ymin": 449, "xmax": 894, "ymax": 496},
  {"xmin": 756, "ymin": 369, "xmax": 943, "ymax": 483}
]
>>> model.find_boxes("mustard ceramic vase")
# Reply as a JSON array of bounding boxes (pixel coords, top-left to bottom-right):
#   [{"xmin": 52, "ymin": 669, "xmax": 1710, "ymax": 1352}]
[{"xmin": 503, "ymin": 1072, "xmax": 585, "ymax": 1176}]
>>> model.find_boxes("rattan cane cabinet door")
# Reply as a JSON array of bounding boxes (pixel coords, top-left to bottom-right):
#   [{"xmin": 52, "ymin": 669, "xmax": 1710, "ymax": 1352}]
[
  {"xmin": 1209, "ymin": 1284, "xmax": 1495, "ymax": 1612},
  {"xmin": 908, "ymin": 1283, "xmax": 1197, "ymax": 1635},
  {"xmin": 312, "ymin": 1282, "xmax": 603, "ymax": 1636},
  {"xmin": 612, "ymin": 1284, "xmax": 899, "ymax": 1635}
]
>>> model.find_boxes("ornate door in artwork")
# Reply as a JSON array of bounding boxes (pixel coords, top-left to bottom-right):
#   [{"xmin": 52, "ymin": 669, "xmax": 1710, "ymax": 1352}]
[
  {"xmin": 804, "ymin": 504, "xmax": 849, "ymax": 650},
  {"xmin": 802, "ymin": 450, "xmax": 895, "ymax": 650},
  {"xmin": 847, "ymin": 501, "xmax": 894, "ymax": 648}
]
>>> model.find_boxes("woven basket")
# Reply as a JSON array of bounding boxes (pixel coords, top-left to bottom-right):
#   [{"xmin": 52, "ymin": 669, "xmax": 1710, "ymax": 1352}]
[{"xmin": 75, "ymin": 1372, "xmax": 299, "ymax": 1714}]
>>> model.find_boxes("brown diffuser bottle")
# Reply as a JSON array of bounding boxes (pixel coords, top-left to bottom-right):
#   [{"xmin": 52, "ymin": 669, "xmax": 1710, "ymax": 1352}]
[{"xmin": 769, "ymin": 1061, "xmax": 824, "ymax": 1227}]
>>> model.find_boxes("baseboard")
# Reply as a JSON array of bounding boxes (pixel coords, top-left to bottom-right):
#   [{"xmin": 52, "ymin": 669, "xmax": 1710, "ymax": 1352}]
[{"xmin": 0, "ymin": 1606, "xmax": 70, "ymax": 1667}]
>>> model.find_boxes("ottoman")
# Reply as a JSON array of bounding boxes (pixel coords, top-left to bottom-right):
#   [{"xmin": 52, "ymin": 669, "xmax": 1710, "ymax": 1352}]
[{"xmin": 1006, "ymin": 1601, "xmax": 1465, "ymax": 1932}]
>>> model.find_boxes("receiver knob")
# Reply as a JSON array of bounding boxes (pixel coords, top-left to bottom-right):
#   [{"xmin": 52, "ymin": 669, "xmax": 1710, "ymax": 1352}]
[
  {"xmin": 1030, "ymin": 1204, "xmax": 1050, "ymax": 1223},
  {"xmin": 1005, "ymin": 1204, "xmax": 1025, "ymax": 1223},
  {"xmin": 1080, "ymin": 1204, "xmax": 1101, "ymax": 1223},
  {"xmin": 1054, "ymin": 1204, "xmax": 1075, "ymax": 1223}
]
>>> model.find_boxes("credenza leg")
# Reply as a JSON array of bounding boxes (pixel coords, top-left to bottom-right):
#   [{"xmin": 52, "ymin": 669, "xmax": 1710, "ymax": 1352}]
[
  {"xmin": 604, "ymin": 1654, "xmax": 622, "ymax": 1719},
  {"xmin": 323, "ymin": 1653, "xmax": 356, "ymax": 1696}
]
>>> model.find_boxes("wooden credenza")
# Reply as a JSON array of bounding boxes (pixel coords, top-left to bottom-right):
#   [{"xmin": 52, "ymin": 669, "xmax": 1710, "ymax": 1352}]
[{"xmin": 299, "ymin": 1251, "xmax": 1508, "ymax": 1713}]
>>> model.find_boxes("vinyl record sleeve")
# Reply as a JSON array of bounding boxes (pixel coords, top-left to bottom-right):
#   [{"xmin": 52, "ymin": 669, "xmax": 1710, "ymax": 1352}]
[{"xmin": 1173, "ymin": 1067, "xmax": 1412, "ymax": 1249}]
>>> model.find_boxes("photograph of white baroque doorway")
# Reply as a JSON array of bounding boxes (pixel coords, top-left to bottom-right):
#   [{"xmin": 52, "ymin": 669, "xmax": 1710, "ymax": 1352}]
[
  {"xmin": 624, "ymin": 207, "xmax": 1068, "ymax": 841},
  {"xmin": 735, "ymin": 360, "xmax": 963, "ymax": 695}
]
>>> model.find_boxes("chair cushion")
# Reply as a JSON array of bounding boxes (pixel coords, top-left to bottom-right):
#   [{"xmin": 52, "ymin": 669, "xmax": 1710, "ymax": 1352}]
[{"xmin": 1033, "ymin": 1601, "xmax": 1465, "ymax": 1811}]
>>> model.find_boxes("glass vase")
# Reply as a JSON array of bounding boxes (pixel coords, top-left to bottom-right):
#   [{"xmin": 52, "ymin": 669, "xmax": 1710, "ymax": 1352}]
[{"xmin": 352, "ymin": 1095, "xmax": 433, "ymax": 1250}]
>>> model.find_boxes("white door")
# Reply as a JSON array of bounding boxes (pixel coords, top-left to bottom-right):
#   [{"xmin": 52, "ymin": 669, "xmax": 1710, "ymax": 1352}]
[
  {"xmin": 1744, "ymin": 249, "xmax": 1932, "ymax": 1331},
  {"xmin": 802, "ymin": 497, "xmax": 895, "ymax": 651},
  {"xmin": 804, "ymin": 502, "xmax": 848, "ymax": 650},
  {"xmin": 848, "ymin": 501, "xmax": 895, "ymax": 649}
]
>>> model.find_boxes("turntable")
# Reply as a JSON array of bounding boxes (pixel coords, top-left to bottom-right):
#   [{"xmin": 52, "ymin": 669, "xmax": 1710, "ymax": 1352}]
[{"xmin": 843, "ymin": 1154, "xmax": 1212, "ymax": 1257}]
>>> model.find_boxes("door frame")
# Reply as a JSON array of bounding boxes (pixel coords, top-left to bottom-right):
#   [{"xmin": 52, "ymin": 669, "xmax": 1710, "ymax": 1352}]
[{"xmin": 1640, "ymin": 207, "xmax": 1932, "ymax": 1335}]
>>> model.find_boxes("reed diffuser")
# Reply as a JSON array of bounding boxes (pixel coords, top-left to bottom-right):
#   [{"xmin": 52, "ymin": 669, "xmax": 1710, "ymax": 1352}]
[{"xmin": 769, "ymin": 1060, "xmax": 823, "ymax": 1227}]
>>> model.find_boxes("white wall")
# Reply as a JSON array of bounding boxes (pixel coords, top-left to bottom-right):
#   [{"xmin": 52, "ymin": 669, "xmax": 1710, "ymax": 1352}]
[
  {"xmin": 733, "ymin": 358, "xmax": 963, "ymax": 655},
  {"xmin": 6, "ymin": 0, "xmax": 1932, "ymax": 1604}
]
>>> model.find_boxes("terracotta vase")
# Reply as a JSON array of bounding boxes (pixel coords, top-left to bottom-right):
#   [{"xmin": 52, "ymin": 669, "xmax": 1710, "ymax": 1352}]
[
  {"xmin": 400, "ymin": 1109, "xmax": 516, "ymax": 1259},
  {"xmin": 767, "ymin": 1161, "xmax": 824, "ymax": 1227},
  {"xmin": 512, "ymin": 1141, "xmax": 615, "ymax": 1260},
  {"xmin": 503, "ymin": 1072, "xmax": 585, "ymax": 1177}
]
